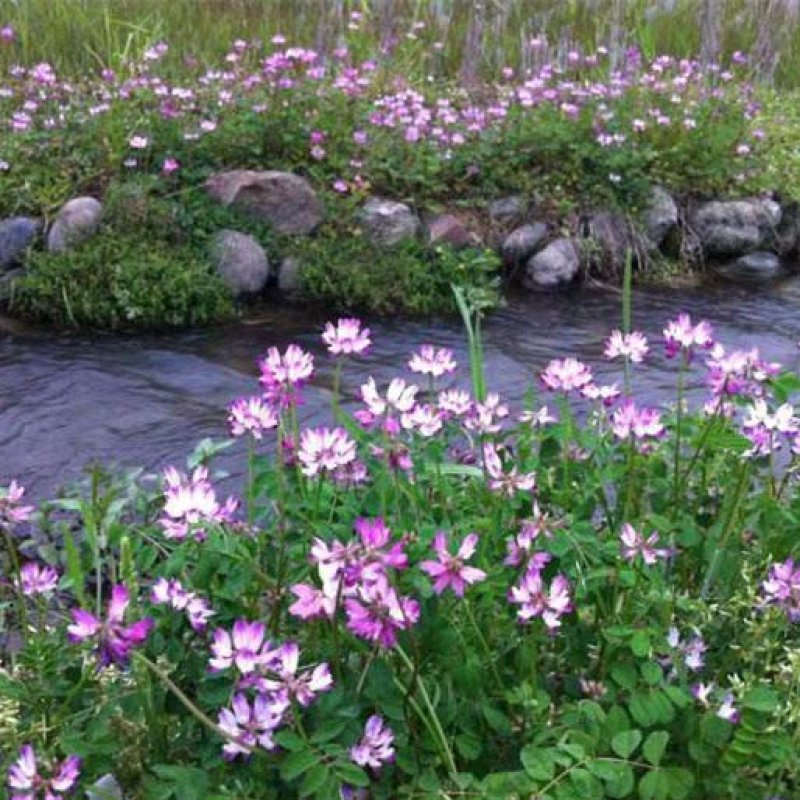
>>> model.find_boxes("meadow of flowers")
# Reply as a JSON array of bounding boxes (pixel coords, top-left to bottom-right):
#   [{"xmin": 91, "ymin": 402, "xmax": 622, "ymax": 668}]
[{"xmin": 2, "ymin": 298, "xmax": 800, "ymax": 799}]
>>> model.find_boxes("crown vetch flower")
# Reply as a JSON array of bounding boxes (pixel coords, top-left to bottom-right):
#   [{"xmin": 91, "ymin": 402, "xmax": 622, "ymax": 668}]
[
  {"xmin": 408, "ymin": 345, "xmax": 457, "ymax": 378},
  {"xmin": 257, "ymin": 641, "xmax": 333, "ymax": 706},
  {"xmin": 605, "ymin": 330, "xmax": 649, "ymax": 363},
  {"xmin": 345, "ymin": 576, "xmax": 420, "ymax": 648},
  {"xmin": 483, "ymin": 443, "xmax": 536, "ymax": 496},
  {"xmin": 217, "ymin": 693, "xmax": 289, "ymax": 760},
  {"xmin": 350, "ymin": 715, "xmax": 395, "ymax": 769},
  {"xmin": 611, "ymin": 399, "xmax": 665, "ymax": 442},
  {"xmin": 67, "ymin": 585, "xmax": 153, "ymax": 667},
  {"xmin": 761, "ymin": 558, "xmax": 800, "ymax": 622},
  {"xmin": 159, "ymin": 466, "xmax": 238, "ymax": 541},
  {"xmin": 150, "ymin": 578, "xmax": 214, "ymax": 631},
  {"xmin": 509, "ymin": 566, "xmax": 572, "ymax": 631},
  {"xmin": 258, "ymin": 344, "xmax": 314, "ymax": 407},
  {"xmin": 663, "ymin": 313, "xmax": 714, "ymax": 359},
  {"xmin": 619, "ymin": 523, "xmax": 671, "ymax": 565},
  {"xmin": 420, "ymin": 531, "xmax": 486, "ymax": 596},
  {"xmin": 19, "ymin": 562, "xmax": 59, "ymax": 596},
  {"xmin": 7, "ymin": 745, "xmax": 81, "ymax": 800},
  {"xmin": 297, "ymin": 426, "xmax": 357, "ymax": 477},
  {"xmin": 209, "ymin": 620, "xmax": 276, "ymax": 675},
  {"xmin": 540, "ymin": 358, "xmax": 594, "ymax": 394},
  {"xmin": 322, "ymin": 318, "xmax": 372, "ymax": 356},
  {"xmin": 464, "ymin": 392, "xmax": 509, "ymax": 434},
  {"xmin": 288, "ymin": 583, "xmax": 337, "ymax": 621},
  {"xmin": 357, "ymin": 377, "xmax": 418, "ymax": 433},
  {"xmin": 1, "ymin": 480, "xmax": 35, "ymax": 525},
  {"xmin": 227, "ymin": 396, "xmax": 279, "ymax": 439}
]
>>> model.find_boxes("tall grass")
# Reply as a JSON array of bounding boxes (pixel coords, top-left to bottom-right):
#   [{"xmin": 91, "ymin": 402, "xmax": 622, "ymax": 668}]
[{"xmin": 3, "ymin": 0, "xmax": 800, "ymax": 85}]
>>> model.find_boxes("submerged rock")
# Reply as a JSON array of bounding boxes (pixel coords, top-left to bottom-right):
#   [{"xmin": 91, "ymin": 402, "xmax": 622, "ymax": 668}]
[
  {"xmin": 643, "ymin": 186, "xmax": 679, "ymax": 247},
  {"xmin": 690, "ymin": 198, "xmax": 781, "ymax": 257},
  {"xmin": 211, "ymin": 230, "xmax": 270, "ymax": 297},
  {"xmin": 205, "ymin": 170, "xmax": 324, "ymax": 234},
  {"xmin": 714, "ymin": 251, "xmax": 784, "ymax": 283},
  {"xmin": 0, "ymin": 216, "xmax": 39, "ymax": 269},
  {"xmin": 278, "ymin": 256, "xmax": 302, "ymax": 297},
  {"xmin": 522, "ymin": 237, "xmax": 580, "ymax": 291},
  {"xmin": 47, "ymin": 197, "xmax": 102, "ymax": 252},
  {"xmin": 501, "ymin": 223, "xmax": 549, "ymax": 266},
  {"xmin": 358, "ymin": 198, "xmax": 420, "ymax": 247}
]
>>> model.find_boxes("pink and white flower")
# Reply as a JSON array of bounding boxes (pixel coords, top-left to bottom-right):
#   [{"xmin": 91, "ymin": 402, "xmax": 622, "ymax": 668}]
[
  {"xmin": 350, "ymin": 715, "xmax": 395, "ymax": 769},
  {"xmin": 322, "ymin": 318, "xmax": 371, "ymax": 356},
  {"xmin": 420, "ymin": 531, "xmax": 486, "ymax": 596}
]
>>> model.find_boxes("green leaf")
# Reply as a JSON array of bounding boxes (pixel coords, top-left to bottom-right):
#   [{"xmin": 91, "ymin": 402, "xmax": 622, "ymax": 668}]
[
  {"xmin": 639, "ymin": 769, "xmax": 670, "ymax": 800},
  {"xmin": 456, "ymin": 733, "xmax": 482, "ymax": 760},
  {"xmin": 630, "ymin": 630, "xmax": 651, "ymax": 657},
  {"xmin": 274, "ymin": 729, "xmax": 306, "ymax": 752},
  {"xmin": 482, "ymin": 703, "xmax": 513, "ymax": 734},
  {"xmin": 611, "ymin": 729, "xmax": 642, "ymax": 759},
  {"xmin": 640, "ymin": 663, "xmax": 664, "ymax": 686},
  {"xmin": 334, "ymin": 763, "xmax": 370, "ymax": 788},
  {"xmin": 629, "ymin": 694, "xmax": 656, "ymax": 727},
  {"xmin": 742, "ymin": 686, "xmax": 779, "ymax": 713},
  {"xmin": 610, "ymin": 663, "xmax": 638, "ymax": 691},
  {"xmin": 520, "ymin": 745, "xmax": 555, "ymax": 781},
  {"xmin": 299, "ymin": 765, "xmax": 330, "ymax": 797},
  {"xmin": 280, "ymin": 749, "xmax": 318, "ymax": 783},
  {"xmin": 569, "ymin": 767, "xmax": 604, "ymax": 799},
  {"xmin": 643, "ymin": 731, "xmax": 670, "ymax": 766},
  {"xmin": 310, "ymin": 719, "xmax": 347, "ymax": 744},
  {"xmin": 663, "ymin": 767, "xmax": 694, "ymax": 799}
]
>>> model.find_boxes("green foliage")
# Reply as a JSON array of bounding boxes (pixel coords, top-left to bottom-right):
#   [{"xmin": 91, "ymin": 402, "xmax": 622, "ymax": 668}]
[
  {"xmin": 297, "ymin": 233, "xmax": 501, "ymax": 316},
  {"xmin": 10, "ymin": 231, "xmax": 233, "ymax": 330}
]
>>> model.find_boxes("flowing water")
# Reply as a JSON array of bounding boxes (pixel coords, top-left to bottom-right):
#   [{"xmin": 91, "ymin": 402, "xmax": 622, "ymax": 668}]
[{"xmin": 3, "ymin": 282, "xmax": 800, "ymax": 501}]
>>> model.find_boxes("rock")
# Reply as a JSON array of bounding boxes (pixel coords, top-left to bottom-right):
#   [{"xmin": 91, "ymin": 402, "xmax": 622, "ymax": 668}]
[
  {"xmin": 643, "ymin": 186, "xmax": 678, "ymax": 247},
  {"xmin": 488, "ymin": 195, "xmax": 525, "ymax": 225},
  {"xmin": 47, "ymin": 197, "xmax": 102, "ymax": 252},
  {"xmin": 278, "ymin": 256, "xmax": 302, "ymax": 296},
  {"xmin": 501, "ymin": 223, "xmax": 549, "ymax": 266},
  {"xmin": 690, "ymin": 198, "xmax": 781, "ymax": 257},
  {"xmin": 426, "ymin": 213, "xmax": 475, "ymax": 248},
  {"xmin": 358, "ymin": 198, "xmax": 420, "ymax": 247},
  {"xmin": 714, "ymin": 251, "xmax": 784, "ymax": 283},
  {"xmin": 0, "ymin": 217, "xmax": 39, "ymax": 269},
  {"xmin": 772, "ymin": 202, "xmax": 800, "ymax": 257},
  {"xmin": 205, "ymin": 171, "xmax": 324, "ymax": 235},
  {"xmin": 0, "ymin": 267, "xmax": 24, "ymax": 302},
  {"xmin": 211, "ymin": 230, "xmax": 270, "ymax": 297},
  {"xmin": 522, "ymin": 237, "xmax": 581, "ymax": 291},
  {"xmin": 86, "ymin": 774, "xmax": 124, "ymax": 800},
  {"xmin": 586, "ymin": 211, "xmax": 638, "ymax": 271}
]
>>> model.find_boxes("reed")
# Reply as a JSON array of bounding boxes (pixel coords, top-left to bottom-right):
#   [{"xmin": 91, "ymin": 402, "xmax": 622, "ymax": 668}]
[{"xmin": 3, "ymin": 0, "xmax": 800, "ymax": 85}]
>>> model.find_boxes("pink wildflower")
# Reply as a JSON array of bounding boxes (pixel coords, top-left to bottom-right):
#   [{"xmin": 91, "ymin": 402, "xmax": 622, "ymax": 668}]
[
  {"xmin": 67, "ymin": 585, "xmax": 153, "ymax": 667},
  {"xmin": 322, "ymin": 318, "xmax": 372, "ymax": 356},
  {"xmin": 258, "ymin": 344, "xmax": 314, "ymax": 407},
  {"xmin": 227, "ymin": 396, "xmax": 279, "ymax": 439},
  {"xmin": 350, "ymin": 715, "xmax": 395, "ymax": 769},
  {"xmin": 162, "ymin": 157, "xmax": 180, "ymax": 174},
  {"xmin": 619, "ymin": 523, "xmax": 670, "ymax": 565},
  {"xmin": 420, "ymin": 531, "xmax": 486, "ymax": 596},
  {"xmin": 297, "ymin": 426, "xmax": 357, "ymax": 478},
  {"xmin": 7, "ymin": 746, "xmax": 81, "ymax": 799},
  {"xmin": 19, "ymin": 563, "xmax": 59, "ymax": 596},
  {"xmin": 605, "ymin": 330, "xmax": 649, "ymax": 363},
  {"xmin": 1, "ymin": 480, "xmax": 34, "ymax": 525},
  {"xmin": 257, "ymin": 641, "xmax": 333, "ymax": 705},
  {"xmin": 664, "ymin": 313, "xmax": 714, "ymax": 359},
  {"xmin": 509, "ymin": 567, "xmax": 572, "ymax": 631},
  {"xmin": 762, "ymin": 558, "xmax": 800, "ymax": 622},
  {"xmin": 209, "ymin": 620, "xmax": 275, "ymax": 675},
  {"xmin": 408, "ymin": 345, "xmax": 457, "ymax": 378},
  {"xmin": 541, "ymin": 358, "xmax": 594, "ymax": 394},
  {"xmin": 483, "ymin": 443, "xmax": 536, "ymax": 496},
  {"xmin": 345, "ymin": 576, "xmax": 420, "ymax": 648},
  {"xmin": 611, "ymin": 399, "xmax": 665, "ymax": 442},
  {"xmin": 217, "ymin": 693, "xmax": 289, "ymax": 759}
]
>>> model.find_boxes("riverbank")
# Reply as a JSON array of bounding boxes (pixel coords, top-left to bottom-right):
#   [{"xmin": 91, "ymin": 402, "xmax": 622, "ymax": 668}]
[{"xmin": 2, "ymin": 28, "xmax": 800, "ymax": 328}]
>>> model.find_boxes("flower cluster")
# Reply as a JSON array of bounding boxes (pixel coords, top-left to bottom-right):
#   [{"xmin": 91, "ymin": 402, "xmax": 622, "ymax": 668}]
[
  {"xmin": 509, "ymin": 557, "xmax": 572, "ymax": 631},
  {"xmin": 761, "ymin": 558, "xmax": 800, "ymax": 622},
  {"xmin": 7, "ymin": 745, "xmax": 81, "ymax": 800},
  {"xmin": 150, "ymin": 578, "xmax": 214, "ymax": 631}
]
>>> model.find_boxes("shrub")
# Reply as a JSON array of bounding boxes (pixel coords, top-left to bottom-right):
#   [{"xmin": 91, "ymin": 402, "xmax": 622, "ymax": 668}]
[{"xmin": 10, "ymin": 232, "xmax": 234, "ymax": 329}]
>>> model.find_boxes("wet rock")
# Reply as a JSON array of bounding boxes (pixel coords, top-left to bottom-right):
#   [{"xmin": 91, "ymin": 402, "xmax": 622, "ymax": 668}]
[
  {"xmin": 714, "ymin": 251, "xmax": 784, "ymax": 283},
  {"xmin": 772, "ymin": 202, "xmax": 800, "ymax": 257},
  {"xmin": 488, "ymin": 195, "xmax": 525, "ymax": 225},
  {"xmin": 690, "ymin": 198, "xmax": 781, "ymax": 257},
  {"xmin": 211, "ymin": 230, "xmax": 270, "ymax": 297},
  {"xmin": 205, "ymin": 170, "xmax": 324, "ymax": 235},
  {"xmin": 0, "ymin": 217, "xmax": 39, "ymax": 269},
  {"xmin": 358, "ymin": 198, "xmax": 420, "ymax": 247},
  {"xmin": 586, "ymin": 211, "xmax": 638, "ymax": 271},
  {"xmin": 278, "ymin": 256, "xmax": 302, "ymax": 296},
  {"xmin": 522, "ymin": 237, "xmax": 580, "ymax": 291},
  {"xmin": 47, "ymin": 197, "xmax": 102, "ymax": 252},
  {"xmin": 643, "ymin": 186, "xmax": 678, "ymax": 247},
  {"xmin": 501, "ymin": 223, "xmax": 549, "ymax": 266},
  {"xmin": 0, "ymin": 267, "xmax": 24, "ymax": 302},
  {"xmin": 426, "ymin": 213, "xmax": 475, "ymax": 248}
]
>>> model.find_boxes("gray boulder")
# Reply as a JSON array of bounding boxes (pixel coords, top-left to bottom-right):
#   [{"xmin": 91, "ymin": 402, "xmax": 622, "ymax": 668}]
[
  {"xmin": 47, "ymin": 197, "xmax": 102, "ymax": 252},
  {"xmin": 0, "ymin": 217, "xmax": 39, "ymax": 269},
  {"xmin": 358, "ymin": 198, "xmax": 420, "ymax": 247},
  {"xmin": 772, "ymin": 202, "xmax": 800, "ymax": 257},
  {"xmin": 522, "ymin": 237, "xmax": 581, "ymax": 291},
  {"xmin": 205, "ymin": 171, "xmax": 324, "ymax": 235},
  {"xmin": 426, "ymin": 213, "xmax": 475, "ymax": 248},
  {"xmin": 714, "ymin": 251, "xmax": 784, "ymax": 284},
  {"xmin": 211, "ymin": 231, "xmax": 270, "ymax": 297},
  {"xmin": 643, "ymin": 186, "xmax": 678, "ymax": 247},
  {"xmin": 278, "ymin": 256, "xmax": 302, "ymax": 296},
  {"xmin": 501, "ymin": 223, "xmax": 549, "ymax": 266},
  {"xmin": 488, "ymin": 195, "xmax": 525, "ymax": 225},
  {"xmin": 690, "ymin": 198, "xmax": 781, "ymax": 257},
  {"xmin": 586, "ymin": 211, "xmax": 638, "ymax": 271}
]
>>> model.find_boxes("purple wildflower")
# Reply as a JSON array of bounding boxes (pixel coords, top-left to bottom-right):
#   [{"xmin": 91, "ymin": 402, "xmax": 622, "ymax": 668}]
[
  {"xmin": 350, "ymin": 715, "xmax": 395, "ymax": 769},
  {"xmin": 420, "ymin": 532, "xmax": 486, "ymax": 596},
  {"xmin": 19, "ymin": 563, "xmax": 59, "ymax": 596},
  {"xmin": 7, "ymin": 745, "xmax": 81, "ymax": 799}
]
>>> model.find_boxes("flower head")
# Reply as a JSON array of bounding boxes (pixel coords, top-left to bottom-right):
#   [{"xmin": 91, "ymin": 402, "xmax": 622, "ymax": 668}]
[
  {"xmin": 408, "ymin": 345, "xmax": 457, "ymax": 378},
  {"xmin": 7, "ymin": 745, "xmax": 81, "ymax": 799},
  {"xmin": 541, "ymin": 358, "xmax": 593, "ymax": 394},
  {"xmin": 619, "ymin": 523, "xmax": 671, "ymax": 565},
  {"xmin": 256, "ymin": 641, "xmax": 333, "ymax": 706},
  {"xmin": 258, "ymin": 345, "xmax": 314, "ymax": 407},
  {"xmin": 509, "ymin": 565, "xmax": 572, "ymax": 631},
  {"xmin": 68, "ymin": 585, "xmax": 152, "ymax": 667},
  {"xmin": 322, "ymin": 318, "xmax": 371, "ymax": 356},
  {"xmin": 762, "ymin": 558, "xmax": 800, "ymax": 622},
  {"xmin": 297, "ymin": 426, "xmax": 357, "ymax": 478},
  {"xmin": 1, "ymin": 480, "xmax": 34, "ymax": 525},
  {"xmin": 19, "ymin": 563, "xmax": 59, "ymax": 596},
  {"xmin": 345, "ymin": 576, "xmax": 420, "ymax": 648},
  {"xmin": 611, "ymin": 399, "xmax": 664, "ymax": 443},
  {"xmin": 209, "ymin": 620, "xmax": 275, "ymax": 675},
  {"xmin": 605, "ymin": 330, "xmax": 649, "ymax": 363},
  {"xmin": 664, "ymin": 313, "xmax": 714, "ymax": 359},
  {"xmin": 217, "ymin": 693, "xmax": 289, "ymax": 760},
  {"xmin": 227, "ymin": 396, "xmax": 279, "ymax": 439},
  {"xmin": 420, "ymin": 532, "xmax": 486, "ymax": 596},
  {"xmin": 350, "ymin": 715, "xmax": 395, "ymax": 769}
]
